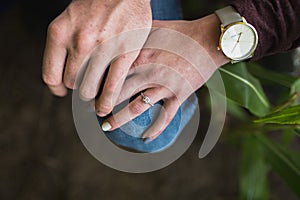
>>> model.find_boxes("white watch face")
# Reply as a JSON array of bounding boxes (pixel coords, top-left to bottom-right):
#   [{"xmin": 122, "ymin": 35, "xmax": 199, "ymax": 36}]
[{"xmin": 220, "ymin": 23, "xmax": 258, "ymax": 61}]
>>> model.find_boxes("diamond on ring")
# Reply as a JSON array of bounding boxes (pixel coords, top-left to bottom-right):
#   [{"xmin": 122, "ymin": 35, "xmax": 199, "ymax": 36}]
[{"xmin": 141, "ymin": 92, "xmax": 153, "ymax": 107}]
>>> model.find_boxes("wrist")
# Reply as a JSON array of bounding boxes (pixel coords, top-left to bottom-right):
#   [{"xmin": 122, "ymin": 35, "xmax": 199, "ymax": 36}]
[{"xmin": 192, "ymin": 14, "xmax": 229, "ymax": 67}]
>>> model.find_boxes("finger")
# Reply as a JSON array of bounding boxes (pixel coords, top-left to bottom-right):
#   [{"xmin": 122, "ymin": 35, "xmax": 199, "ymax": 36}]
[
  {"xmin": 63, "ymin": 51, "xmax": 89, "ymax": 89},
  {"xmin": 111, "ymin": 48, "xmax": 156, "ymax": 105},
  {"xmin": 142, "ymin": 97, "xmax": 180, "ymax": 142},
  {"xmin": 42, "ymin": 31, "xmax": 68, "ymax": 97},
  {"xmin": 96, "ymin": 51, "xmax": 140, "ymax": 116},
  {"xmin": 79, "ymin": 46, "xmax": 109, "ymax": 101},
  {"xmin": 63, "ymin": 31, "xmax": 98, "ymax": 89},
  {"xmin": 115, "ymin": 65, "xmax": 159, "ymax": 106},
  {"xmin": 101, "ymin": 87, "xmax": 167, "ymax": 132},
  {"xmin": 114, "ymin": 74, "xmax": 152, "ymax": 106}
]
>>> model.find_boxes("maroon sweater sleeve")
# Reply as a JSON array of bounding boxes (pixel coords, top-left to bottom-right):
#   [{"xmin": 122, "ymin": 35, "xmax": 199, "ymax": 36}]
[{"xmin": 230, "ymin": 0, "xmax": 300, "ymax": 60}]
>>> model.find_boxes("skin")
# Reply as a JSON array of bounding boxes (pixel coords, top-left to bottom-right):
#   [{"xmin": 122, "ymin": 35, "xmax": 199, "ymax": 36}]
[
  {"xmin": 42, "ymin": 0, "xmax": 229, "ymax": 141},
  {"xmin": 42, "ymin": 0, "xmax": 152, "ymax": 113},
  {"xmin": 102, "ymin": 14, "xmax": 230, "ymax": 140}
]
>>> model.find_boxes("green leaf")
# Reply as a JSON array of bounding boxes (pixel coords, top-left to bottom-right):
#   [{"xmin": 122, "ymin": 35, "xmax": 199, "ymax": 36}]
[
  {"xmin": 291, "ymin": 78, "xmax": 300, "ymax": 95},
  {"xmin": 211, "ymin": 63, "xmax": 270, "ymax": 117},
  {"xmin": 254, "ymin": 105, "xmax": 300, "ymax": 125},
  {"xmin": 255, "ymin": 134, "xmax": 300, "ymax": 197},
  {"xmin": 291, "ymin": 78, "xmax": 300, "ymax": 104},
  {"xmin": 226, "ymin": 99, "xmax": 248, "ymax": 120},
  {"xmin": 240, "ymin": 135, "xmax": 269, "ymax": 200},
  {"xmin": 272, "ymin": 92, "xmax": 298, "ymax": 113},
  {"xmin": 247, "ymin": 63, "xmax": 298, "ymax": 88}
]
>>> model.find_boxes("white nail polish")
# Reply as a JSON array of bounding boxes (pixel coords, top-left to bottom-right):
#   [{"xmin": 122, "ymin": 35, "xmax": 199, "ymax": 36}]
[{"xmin": 101, "ymin": 122, "xmax": 112, "ymax": 131}]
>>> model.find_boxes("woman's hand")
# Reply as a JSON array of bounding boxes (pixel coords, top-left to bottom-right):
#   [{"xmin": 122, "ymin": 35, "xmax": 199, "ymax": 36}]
[{"xmin": 101, "ymin": 15, "xmax": 229, "ymax": 141}]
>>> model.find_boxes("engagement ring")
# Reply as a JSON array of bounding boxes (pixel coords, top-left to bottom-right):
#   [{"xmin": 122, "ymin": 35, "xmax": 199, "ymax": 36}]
[{"xmin": 141, "ymin": 92, "xmax": 153, "ymax": 107}]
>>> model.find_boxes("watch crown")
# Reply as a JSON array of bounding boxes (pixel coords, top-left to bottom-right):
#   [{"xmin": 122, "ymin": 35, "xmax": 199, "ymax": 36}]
[{"xmin": 220, "ymin": 24, "xmax": 225, "ymax": 32}]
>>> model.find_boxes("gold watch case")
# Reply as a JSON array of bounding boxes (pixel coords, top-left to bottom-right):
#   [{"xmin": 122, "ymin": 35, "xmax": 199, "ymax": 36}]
[{"xmin": 217, "ymin": 17, "xmax": 258, "ymax": 63}]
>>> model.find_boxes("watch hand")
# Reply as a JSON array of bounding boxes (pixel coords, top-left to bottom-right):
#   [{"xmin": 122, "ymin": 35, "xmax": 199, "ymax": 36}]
[
  {"xmin": 231, "ymin": 32, "xmax": 242, "ymax": 53},
  {"xmin": 237, "ymin": 32, "xmax": 242, "ymax": 42},
  {"xmin": 231, "ymin": 41, "xmax": 239, "ymax": 53}
]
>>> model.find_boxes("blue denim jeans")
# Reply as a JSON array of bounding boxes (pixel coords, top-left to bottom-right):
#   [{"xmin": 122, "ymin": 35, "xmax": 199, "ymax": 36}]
[
  {"xmin": 151, "ymin": 0, "xmax": 183, "ymax": 20},
  {"xmin": 98, "ymin": 0, "xmax": 198, "ymax": 152}
]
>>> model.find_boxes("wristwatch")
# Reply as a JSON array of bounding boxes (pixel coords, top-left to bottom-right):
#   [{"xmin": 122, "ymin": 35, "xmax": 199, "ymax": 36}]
[{"xmin": 215, "ymin": 6, "xmax": 258, "ymax": 63}]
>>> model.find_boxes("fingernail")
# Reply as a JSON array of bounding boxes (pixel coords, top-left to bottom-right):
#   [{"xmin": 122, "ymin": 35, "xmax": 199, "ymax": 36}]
[
  {"xmin": 143, "ymin": 137, "xmax": 152, "ymax": 144},
  {"xmin": 97, "ymin": 111, "xmax": 107, "ymax": 117},
  {"xmin": 101, "ymin": 122, "xmax": 112, "ymax": 131}
]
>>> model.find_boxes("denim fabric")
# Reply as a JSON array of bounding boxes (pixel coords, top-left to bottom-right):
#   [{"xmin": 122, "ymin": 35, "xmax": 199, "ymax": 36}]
[
  {"xmin": 151, "ymin": 0, "xmax": 182, "ymax": 20},
  {"xmin": 99, "ymin": 0, "xmax": 198, "ymax": 153}
]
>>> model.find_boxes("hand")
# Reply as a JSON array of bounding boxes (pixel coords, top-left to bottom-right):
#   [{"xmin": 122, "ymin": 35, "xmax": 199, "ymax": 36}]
[
  {"xmin": 42, "ymin": 0, "xmax": 152, "ymax": 110},
  {"xmin": 101, "ymin": 15, "xmax": 229, "ymax": 141}
]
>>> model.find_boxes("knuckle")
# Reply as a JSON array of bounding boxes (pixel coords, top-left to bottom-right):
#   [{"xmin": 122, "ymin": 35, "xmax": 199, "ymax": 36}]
[
  {"xmin": 63, "ymin": 72, "xmax": 77, "ymax": 89},
  {"xmin": 79, "ymin": 87, "xmax": 95, "ymax": 100},
  {"xmin": 74, "ymin": 32, "xmax": 95, "ymax": 54},
  {"xmin": 63, "ymin": 78, "xmax": 75, "ymax": 89},
  {"xmin": 47, "ymin": 21, "xmax": 66, "ymax": 43},
  {"xmin": 133, "ymin": 54, "xmax": 150, "ymax": 67},
  {"xmin": 129, "ymin": 103, "xmax": 144, "ymax": 115},
  {"xmin": 105, "ymin": 82, "xmax": 117, "ymax": 94},
  {"xmin": 97, "ymin": 103, "xmax": 112, "ymax": 114},
  {"xmin": 42, "ymin": 74, "xmax": 60, "ymax": 86},
  {"xmin": 96, "ymin": 95, "xmax": 113, "ymax": 114}
]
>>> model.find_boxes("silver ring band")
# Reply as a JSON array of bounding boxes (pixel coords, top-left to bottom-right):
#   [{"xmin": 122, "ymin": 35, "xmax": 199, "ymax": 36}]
[{"xmin": 141, "ymin": 92, "xmax": 153, "ymax": 107}]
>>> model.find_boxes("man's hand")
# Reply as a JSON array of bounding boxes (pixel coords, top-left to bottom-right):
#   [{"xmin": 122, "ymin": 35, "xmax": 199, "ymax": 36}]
[
  {"xmin": 101, "ymin": 15, "xmax": 230, "ymax": 141},
  {"xmin": 42, "ymin": 0, "xmax": 152, "ymax": 114}
]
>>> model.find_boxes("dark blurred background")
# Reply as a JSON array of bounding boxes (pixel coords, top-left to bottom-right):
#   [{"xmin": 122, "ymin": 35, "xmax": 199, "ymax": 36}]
[{"xmin": 0, "ymin": 0, "xmax": 297, "ymax": 199}]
